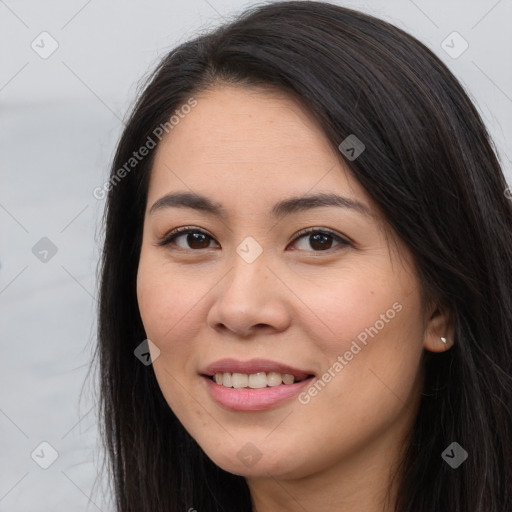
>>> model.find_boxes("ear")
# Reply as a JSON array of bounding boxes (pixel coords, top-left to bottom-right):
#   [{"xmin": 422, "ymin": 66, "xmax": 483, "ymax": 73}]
[{"xmin": 423, "ymin": 302, "xmax": 454, "ymax": 353}]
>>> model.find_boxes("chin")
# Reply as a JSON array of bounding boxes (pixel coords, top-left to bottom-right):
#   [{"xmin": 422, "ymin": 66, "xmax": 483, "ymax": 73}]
[{"xmin": 200, "ymin": 441, "xmax": 306, "ymax": 479}]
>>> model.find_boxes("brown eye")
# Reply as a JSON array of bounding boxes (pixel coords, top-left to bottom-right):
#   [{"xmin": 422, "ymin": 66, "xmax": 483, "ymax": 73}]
[
  {"xmin": 290, "ymin": 229, "xmax": 350, "ymax": 252},
  {"xmin": 182, "ymin": 232, "xmax": 212, "ymax": 249},
  {"xmin": 158, "ymin": 228, "xmax": 218, "ymax": 250},
  {"xmin": 309, "ymin": 232, "xmax": 333, "ymax": 251}
]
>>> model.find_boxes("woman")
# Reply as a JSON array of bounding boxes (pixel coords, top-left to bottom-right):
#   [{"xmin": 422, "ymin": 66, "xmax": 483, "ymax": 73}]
[{"xmin": 94, "ymin": 1, "xmax": 512, "ymax": 510}]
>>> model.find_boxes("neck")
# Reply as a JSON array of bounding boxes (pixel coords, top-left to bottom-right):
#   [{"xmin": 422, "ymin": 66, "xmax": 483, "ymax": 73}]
[{"xmin": 249, "ymin": 444, "xmax": 403, "ymax": 512}]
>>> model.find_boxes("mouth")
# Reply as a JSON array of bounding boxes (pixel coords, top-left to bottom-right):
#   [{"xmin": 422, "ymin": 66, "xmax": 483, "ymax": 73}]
[
  {"xmin": 201, "ymin": 358, "xmax": 315, "ymax": 388},
  {"xmin": 204, "ymin": 371, "xmax": 313, "ymax": 389},
  {"xmin": 200, "ymin": 359, "xmax": 316, "ymax": 411}
]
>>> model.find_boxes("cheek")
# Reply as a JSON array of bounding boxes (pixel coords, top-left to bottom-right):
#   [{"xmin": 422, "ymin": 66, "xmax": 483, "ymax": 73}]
[
  {"xmin": 137, "ymin": 247, "xmax": 201, "ymax": 326},
  {"xmin": 291, "ymin": 268, "xmax": 411, "ymax": 355},
  {"xmin": 136, "ymin": 255, "xmax": 207, "ymax": 413},
  {"xmin": 136, "ymin": 253, "xmax": 206, "ymax": 359},
  {"xmin": 293, "ymin": 267, "xmax": 425, "ymax": 411},
  {"xmin": 320, "ymin": 293, "xmax": 423, "ymax": 420}
]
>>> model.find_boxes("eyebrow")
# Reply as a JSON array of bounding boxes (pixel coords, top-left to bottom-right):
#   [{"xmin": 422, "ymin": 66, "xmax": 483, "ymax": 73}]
[{"xmin": 149, "ymin": 191, "xmax": 373, "ymax": 219}]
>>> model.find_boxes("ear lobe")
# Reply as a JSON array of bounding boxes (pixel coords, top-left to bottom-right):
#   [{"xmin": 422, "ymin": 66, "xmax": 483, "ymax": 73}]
[{"xmin": 423, "ymin": 304, "xmax": 454, "ymax": 353}]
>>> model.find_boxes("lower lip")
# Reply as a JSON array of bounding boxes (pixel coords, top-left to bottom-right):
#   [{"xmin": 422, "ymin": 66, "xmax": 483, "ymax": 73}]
[{"xmin": 202, "ymin": 375, "xmax": 314, "ymax": 411}]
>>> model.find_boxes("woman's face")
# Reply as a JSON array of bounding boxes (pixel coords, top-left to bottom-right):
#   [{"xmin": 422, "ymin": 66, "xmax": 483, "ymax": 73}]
[{"xmin": 136, "ymin": 85, "xmax": 445, "ymax": 482}]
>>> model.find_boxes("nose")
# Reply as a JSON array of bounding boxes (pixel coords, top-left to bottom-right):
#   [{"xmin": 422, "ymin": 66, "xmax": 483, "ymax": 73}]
[{"xmin": 206, "ymin": 254, "xmax": 292, "ymax": 338}]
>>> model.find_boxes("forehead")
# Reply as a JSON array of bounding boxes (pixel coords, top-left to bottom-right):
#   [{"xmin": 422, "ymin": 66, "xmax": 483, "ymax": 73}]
[{"xmin": 147, "ymin": 85, "xmax": 372, "ymax": 212}]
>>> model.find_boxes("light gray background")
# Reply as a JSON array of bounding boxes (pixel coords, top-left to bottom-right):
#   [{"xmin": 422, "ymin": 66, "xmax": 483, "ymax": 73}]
[{"xmin": 1, "ymin": 0, "xmax": 511, "ymax": 510}]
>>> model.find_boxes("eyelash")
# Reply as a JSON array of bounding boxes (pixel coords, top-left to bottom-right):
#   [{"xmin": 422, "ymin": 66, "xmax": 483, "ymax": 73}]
[{"xmin": 156, "ymin": 226, "xmax": 351, "ymax": 252}]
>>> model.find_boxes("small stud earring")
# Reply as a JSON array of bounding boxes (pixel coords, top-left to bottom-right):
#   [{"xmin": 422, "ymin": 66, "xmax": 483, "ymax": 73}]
[{"xmin": 440, "ymin": 336, "xmax": 447, "ymax": 344}]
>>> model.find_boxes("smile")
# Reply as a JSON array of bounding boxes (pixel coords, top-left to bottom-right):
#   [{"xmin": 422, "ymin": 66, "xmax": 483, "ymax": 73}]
[
  {"xmin": 211, "ymin": 371, "xmax": 308, "ymax": 388},
  {"xmin": 201, "ymin": 358, "xmax": 316, "ymax": 411}
]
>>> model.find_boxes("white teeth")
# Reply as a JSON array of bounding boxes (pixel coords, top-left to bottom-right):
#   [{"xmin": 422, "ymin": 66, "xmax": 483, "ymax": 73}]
[
  {"xmin": 212, "ymin": 371, "xmax": 302, "ymax": 388},
  {"xmin": 231, "ymin": 373, "xmax": 249, "ymax": 389},
  {"xmin": 282, "ymin": 373, "xmax": 294, "ymax": 385},
  {"xmin": 266, "ymin": 371, "xmax": 282, "ymax": 387},
  {"xmin": 248, "ymin": 372, "xmax": 267, "ymax": 389}
]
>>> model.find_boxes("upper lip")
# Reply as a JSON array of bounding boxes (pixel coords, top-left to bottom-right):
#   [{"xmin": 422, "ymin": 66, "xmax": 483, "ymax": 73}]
[{"xmin": 202, "ymin": 358, "xmax": 314, "ymax": 380}]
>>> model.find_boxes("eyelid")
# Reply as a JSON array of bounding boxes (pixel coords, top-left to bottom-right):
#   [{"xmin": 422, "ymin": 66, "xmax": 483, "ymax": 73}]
[
  {"xmin": 290, "ymin": 227, "xmax": 352, "ymax": 247},
  {"xmin": 155, "ymin": 225, "xmax": 216, "ymax": 247},
  {"xmin": 156, "ymin": 225, "xmax": 352, "ymax": 251}
]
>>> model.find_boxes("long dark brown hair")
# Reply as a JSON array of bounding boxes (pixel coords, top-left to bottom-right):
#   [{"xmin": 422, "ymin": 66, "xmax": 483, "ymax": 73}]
[{"xmin": 93, "ymin": 2, "xmax": 512, "ymax": 510}]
